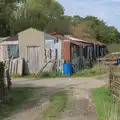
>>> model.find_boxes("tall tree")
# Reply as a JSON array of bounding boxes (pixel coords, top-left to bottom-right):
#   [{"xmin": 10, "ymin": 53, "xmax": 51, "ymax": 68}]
[
  {"xmin": 0, "ymin": 0, "xmax": 22, "ymax": 36},
  {"xmin": 9, "ymin": 0, "xmax": 64, "ymax": 35}
]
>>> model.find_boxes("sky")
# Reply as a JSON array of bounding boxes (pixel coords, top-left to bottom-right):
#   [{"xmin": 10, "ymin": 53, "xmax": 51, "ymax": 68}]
[{"xmin": 57, "ymin": 0, "xmax": 120, "ymax": 31}]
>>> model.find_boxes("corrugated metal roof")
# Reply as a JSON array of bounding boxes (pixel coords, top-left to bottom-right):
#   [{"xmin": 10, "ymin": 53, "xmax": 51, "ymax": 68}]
[
  {"xmin": 0, "ymin": 37, "xmax": 9, "ymax": 42},
  {"xmin": 5, "ymin": 35, "xmax": 18, "ymax": 42},
  {"xmin": 50, "ymin": 33, "xmax": 67, "ymax": 40},
  {"xmin": 50, "ymin": 33, "xmax": 105, "ymax": 46},
  {"xmin": 95, "ymin": 41, "xmax": 105, "ymax": 46},
  {"xmin": 65, "ymin": 35, "xmax": 92, "ymax": 44}
]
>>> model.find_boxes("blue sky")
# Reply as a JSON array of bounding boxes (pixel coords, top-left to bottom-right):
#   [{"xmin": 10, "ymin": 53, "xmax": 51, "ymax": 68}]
[{"xmin": 57, "ymin": 0, "xmax": 120, "ymax": 31}]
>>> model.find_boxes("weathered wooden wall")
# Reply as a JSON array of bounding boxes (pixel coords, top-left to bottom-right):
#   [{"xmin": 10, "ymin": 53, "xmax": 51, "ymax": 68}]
[
  {"xmin": 109, "ymin": 67, "xmax": 120, "ymax": 99},
  {"xmin": 5, "ymin": 58, "xmax": 23, "ymax": 75}
]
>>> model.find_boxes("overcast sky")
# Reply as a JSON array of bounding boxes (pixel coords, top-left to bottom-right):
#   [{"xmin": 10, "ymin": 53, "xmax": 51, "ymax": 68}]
[{"xmin": 57, "ymin": 0, "xmax": 120, "ymax": 31}]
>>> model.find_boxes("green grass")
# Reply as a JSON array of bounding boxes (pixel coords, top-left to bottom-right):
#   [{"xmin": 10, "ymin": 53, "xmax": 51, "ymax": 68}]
[
  {"xmin": 72, "ymin": 69, "xmax": 102, "ymax": 77},
  {"xmin": 107, "ymin": 44, "xmax": 120, "ymax": 53},
  {"xmin": 73, "ymin": 63, "xmax": 109, "ymax": 77},
  {"xmin": 93, "ymin": 87, "xmax": 120, "ymax": 120},
  {"xmin": 12, "ymin": 72, "xmax": 65, "ymax": 79},
  {"xmin": 43, "ymin": 92, "xmax": 68, "ymax": 120},
  {"xmin": 0, "ymin": 88, "xmax": 35, "ymax": 119}
]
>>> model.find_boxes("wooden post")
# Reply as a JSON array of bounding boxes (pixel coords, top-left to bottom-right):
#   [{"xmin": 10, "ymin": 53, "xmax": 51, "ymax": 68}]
[
  {"xmin": 109, "ymin": 67, "xmax": 113, "ymax": 92},
  {"xmin": 0, "ymin": 62, "xmax": 5, "ymax": 102}
]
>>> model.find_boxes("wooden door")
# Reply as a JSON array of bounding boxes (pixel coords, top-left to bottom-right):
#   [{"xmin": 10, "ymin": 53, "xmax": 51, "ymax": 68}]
[{"xmin": 27, "ymin": 46, "xmax": 41, "ymax": 74}]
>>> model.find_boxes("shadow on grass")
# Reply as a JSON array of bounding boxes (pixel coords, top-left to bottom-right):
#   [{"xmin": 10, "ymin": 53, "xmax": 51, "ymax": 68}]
[{"xmin": 0, "ymin": 86, "xmax": 59, "ymax": 120}]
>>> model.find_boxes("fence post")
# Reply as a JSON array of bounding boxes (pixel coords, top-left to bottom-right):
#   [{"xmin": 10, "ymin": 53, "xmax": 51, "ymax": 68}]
[
  {"xmin": 0, "ymin": 62, "xmax": 5, "ymax": 102},
  {"xmin": 109, "ymin": 66, "xmax": 113, "ymax": 92}
]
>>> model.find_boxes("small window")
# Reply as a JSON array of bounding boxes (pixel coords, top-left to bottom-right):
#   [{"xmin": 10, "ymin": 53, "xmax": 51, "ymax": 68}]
[{"xmin": 54, "ymin": 38, "xmax": 59, "ymax": 44}]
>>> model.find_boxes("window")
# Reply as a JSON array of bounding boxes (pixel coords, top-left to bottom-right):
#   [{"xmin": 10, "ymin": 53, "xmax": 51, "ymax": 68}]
[
  {"xmin": 54, "ymin": 38, "xmax": 59, "ymax": 44},
  {"xmin": 7, "ymin": 45, "xmax": 19, "ymax": 59}
]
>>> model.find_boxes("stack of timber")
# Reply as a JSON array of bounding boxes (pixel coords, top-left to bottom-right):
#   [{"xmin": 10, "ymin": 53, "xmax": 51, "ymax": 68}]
[{"xmin": 99, "ymin": 52, "xmax": 120, "ymax": 65}]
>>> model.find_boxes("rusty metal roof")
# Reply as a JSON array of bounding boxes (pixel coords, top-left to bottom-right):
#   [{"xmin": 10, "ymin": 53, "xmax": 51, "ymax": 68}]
[
  {"xmin": 50, "ymin": 33, "xmax": 67, "ymax": 40},
  {"xmin": 50, "ymin": 33, "xmax": 105, "ymax": 46}
]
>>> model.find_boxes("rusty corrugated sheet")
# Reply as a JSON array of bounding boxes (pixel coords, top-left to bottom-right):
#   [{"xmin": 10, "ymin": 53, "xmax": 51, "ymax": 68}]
[{"xmin": 62, "ymin": 40, "xmax": 70, "ymax": 62}]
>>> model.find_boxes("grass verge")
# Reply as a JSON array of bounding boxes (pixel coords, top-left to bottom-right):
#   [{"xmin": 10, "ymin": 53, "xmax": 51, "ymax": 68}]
[
  {"xmin": 0, "ymin": 88, "xmax": 35, "ymax": 119},
  {"xmin": 12, "ymin": 72, "xmax": 65, "ymax": 79},
  {"xmin": 93, "ymin": 87, "xmax": 120, "ymax": 120},
  {"xmin": 73, "ymin": 63, "xmax": 109, "ymax": 77},
  {"xmin": 43, "ymin": 92, "xmax": 68, "ymax": 120},
  {"xmin": 12, "ymin": 63, "xmax": 109, "ymax": 79}
]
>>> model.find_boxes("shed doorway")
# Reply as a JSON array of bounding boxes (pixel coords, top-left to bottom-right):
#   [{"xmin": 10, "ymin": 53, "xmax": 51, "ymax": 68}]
[{"xmin": 27, "ymin": 46, "xmax": 41, "ymax": 74}]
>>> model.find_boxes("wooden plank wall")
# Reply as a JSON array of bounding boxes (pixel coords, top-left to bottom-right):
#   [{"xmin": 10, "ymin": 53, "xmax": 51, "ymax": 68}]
[
  {"xmin": 109, "ymin": 67, "xmax": 120, "ymax": 99},
  {"xmin": 5, "ymin": 58, "xmax": 23, "ymax": 76}
]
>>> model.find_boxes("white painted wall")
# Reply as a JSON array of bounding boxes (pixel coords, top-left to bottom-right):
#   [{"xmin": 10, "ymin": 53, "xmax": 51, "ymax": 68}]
[
  {"xmin": 45, "ymin": 38, "xmax": 62, "ymax": 60},
  {"xmin": 0, "ymin": 41, "xmax": 19, "ymax": 61},
  {"xmin": 0, "ymin": 45, "xmax": 8, "ymax": 61},
  {"xmin": 55, "ymin": 38, "xmax": 62, "ymax": 60}
]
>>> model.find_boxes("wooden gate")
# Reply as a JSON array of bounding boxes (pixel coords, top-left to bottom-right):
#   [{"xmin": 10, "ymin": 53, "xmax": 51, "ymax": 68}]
[{"xmin": 27, "ymin": 46, "xmax": 41, "ymax": 74}]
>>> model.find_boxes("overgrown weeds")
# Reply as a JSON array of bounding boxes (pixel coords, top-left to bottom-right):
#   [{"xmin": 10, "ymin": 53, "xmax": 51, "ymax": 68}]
[
  {"xmin": 43, "ymin": 92, "xmax": 68, "ymax": 120},
  {"xmin": 12, "ymin": 72, "xmax": 64, "ymax": 79},
  {"xmin": 93, "ymin": 87, "xmax": 120, "ymax": 120},
  {"xmin": 73, "ymin": 63, "xmax": 109, "ymax": 77}
]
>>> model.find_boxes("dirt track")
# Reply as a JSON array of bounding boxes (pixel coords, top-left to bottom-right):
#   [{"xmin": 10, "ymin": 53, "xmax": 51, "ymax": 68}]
[{"xmin": 4, "ymin": 76, "xmax": 107, "ymax": 120}]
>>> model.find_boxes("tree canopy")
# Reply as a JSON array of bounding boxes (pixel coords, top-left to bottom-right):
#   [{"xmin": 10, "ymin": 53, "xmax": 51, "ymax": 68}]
[{"xmin": 0, "ymin": 0, "xmax": 120, "ymax": 44}]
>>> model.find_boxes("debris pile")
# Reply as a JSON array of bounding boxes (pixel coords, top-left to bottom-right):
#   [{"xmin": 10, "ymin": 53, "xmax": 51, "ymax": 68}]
[{"xmin": 99, "ymin": 52, "xmax": 120, "ymax": 65}]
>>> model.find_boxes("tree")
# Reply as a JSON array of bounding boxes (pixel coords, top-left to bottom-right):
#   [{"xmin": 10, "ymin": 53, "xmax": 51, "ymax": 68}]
[
  {"xmin": 9, "ymin": 0, "xmax": 64, "ymax": 35},
  {"xmin": 69, "ymin": 16, "xmax": 120, "ymax": 44},
  {"xmin": 45, "ymin": 18, "xmax": 70, "ymax": 34},
  {"xmin": 72, "ymin": 15, "xmax": 83, "ymax": 26},
  {"xmin": 0, "ymin": 0, "xmax": 22, "ymax": 36}
]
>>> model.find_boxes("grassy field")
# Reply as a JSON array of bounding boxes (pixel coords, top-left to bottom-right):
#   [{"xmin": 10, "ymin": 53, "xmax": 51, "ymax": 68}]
[
  {"xmin": 107, "ymin": 44, "xmax": 120, "ymax": 53},
  {"xmin": 43, "ymin": 92, "xmax": 68, "ymax": 120},
  {"xmin": 93, "ymin": 87, "xmax": 120, "ymax": 120},
  {"xmin": 0, "ymin": 88, "xmax": 35, "ymax": 119}
]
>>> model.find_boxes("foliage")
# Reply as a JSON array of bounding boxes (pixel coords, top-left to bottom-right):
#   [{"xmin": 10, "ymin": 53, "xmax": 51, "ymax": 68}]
[
  {"xmin": 45, "ymin": 18, "xmax": 71, "ymax": 34},
  {"xmin": 1, "ymin": 0, "xmax": 120, "ymax": 44},
  {"xmin": 93, "ymin": 87, "xmax": 120, "ymax": 120},
  {"xmin": 45, "ymin": 15, "xmax": 120, "ymax": 43},
  {"xmin": 0, "ymin": 0, "xmax": 20, "ymax": 36},
  {"xmin": 8, "ymin": 0, "xmax": 64, "ymax": 35},
  {"xmin": 69, "ymin": 16, "xmax": 120, "ymax": 44},
  {"xmin": 43, "ymin": 92, "xmax": 68, "ymax": 120}
]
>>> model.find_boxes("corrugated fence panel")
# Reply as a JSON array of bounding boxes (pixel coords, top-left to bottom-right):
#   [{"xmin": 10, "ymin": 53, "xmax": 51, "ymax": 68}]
[{"xmin": 5, "ymin": 58, "xmax": 23, "ymax": 76}]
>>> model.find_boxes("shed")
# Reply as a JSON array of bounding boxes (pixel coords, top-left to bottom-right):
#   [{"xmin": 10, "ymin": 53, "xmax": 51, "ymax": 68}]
[
  {"xmin": 0, "ymin": 36, "xmax": 18, "ymax": 61},
  {"xmin": 19, "ymin": 28, "xmax": 45, "ymax": 74}
]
